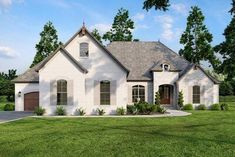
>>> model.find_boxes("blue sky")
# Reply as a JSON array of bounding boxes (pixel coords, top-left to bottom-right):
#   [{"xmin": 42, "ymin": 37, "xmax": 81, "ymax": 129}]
[{"xmin": 0, "ymin": 0, "xmax": 232, "ymax": 73}]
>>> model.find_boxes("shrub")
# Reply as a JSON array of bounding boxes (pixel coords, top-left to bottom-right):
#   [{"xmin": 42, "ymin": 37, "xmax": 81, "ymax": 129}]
[
  {"xmin": 157, "ymin": 105, "xmax": 166, "ymax": 114},
  {"xmin": 197, "ymin": 104, "xmax": 206, "ymax": 110},
  {"xmin": 56, "ymin": 106, "xmax": 66, "ymax": 115},
  {"xmin": 76, "ymin": 108, "xmax": 86, "ymax": 116},
  {"xmin": 178, "ymin": 91, "xmax": 184, "ymax": 109},
  {"xmin": 126, "ymin": 105, "xmax": 137, "ymax": 115},
  {"xmin": 116, "ymin": 107, "xmax": 125, "ymax": 115},
  {"xmin": 220, "ymin": 103, "xmax": 229, "ymax": 111},
  {"xmin": 34, "ymin": 107, "xmax": 46, "ymax": 116},
  {"xmin": 134, "ymin": 102, "xmax": 157, "ymax": 115},
  {"xmin": 210, "ymin": 104, "xmax": 220, "ymax": 111},
  {"xmin": 3, "ymin": 104, "xmax": 15, "ymax": 111},
  {"xmin": 182, "ymin": 104, "xmax": 193, "ymax": 110},
  {"xmin": 155, "ymin": 91, "xmax": 161, "ymax": 105},
  {"xmin": 97, "ymin": 108, "xmax": 105, "ymax": 115}
]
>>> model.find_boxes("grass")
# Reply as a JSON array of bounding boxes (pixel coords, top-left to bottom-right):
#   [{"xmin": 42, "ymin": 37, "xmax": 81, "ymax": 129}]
[{"xmin": 0, "ymin": 103, "xmax": 234, "ymax": 157}]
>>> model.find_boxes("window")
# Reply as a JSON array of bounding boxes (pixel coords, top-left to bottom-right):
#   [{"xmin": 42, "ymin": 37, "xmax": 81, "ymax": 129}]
[
  {"xmin": 100, "ymin": 80, "xmax": 110, "ymax": 105},
  {"xmin": 57, "ymin": 80, "xmax": 67, "ymax": 105},
  {"xmin": 132, "ymin": 85, "xmax": 145, "ymax": 102},
  {"xmin": 193, "ymin": 86, "xmax": 200, "ymax": 104},
  {"xmin": 80, "ymin": 42, "xmax": 89, "ymax": 57},
  {"xmin": 162, "ymin": 64, "xmax": 170, "ymax": 71}
]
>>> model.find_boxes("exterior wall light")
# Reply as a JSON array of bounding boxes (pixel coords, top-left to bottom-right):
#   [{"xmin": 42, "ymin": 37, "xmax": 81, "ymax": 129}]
[{"xmin": 18, "ymin": 91, "xmax": 22, "ymax": 97}]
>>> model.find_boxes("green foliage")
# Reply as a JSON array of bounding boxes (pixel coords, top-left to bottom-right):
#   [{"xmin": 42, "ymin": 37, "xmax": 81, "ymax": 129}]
[
  {"xmin": 134, "ymin": 102, "xmax": 157, "ymax": 115},
  {"xmin": 91, "ymin": 29, "xmax": 102, "ymax": 44},
  {"xmin": 34, "ymin": 107, "xmax": 46, "ymax": 116},
  {"xmin": 155, "ymin": 91, "xmax": 161, "ymax": 105},
  {"xmin": 230, "ymin": 0, "xmax": 235, "ymax": 14},
  {"xmin": 178, "ymin": 91, "xmax": 184, "ymax": 109},
  {"xmin": 179, "ymin": 6, "xmax": 218, "ymax": 68},
  {"xmin": 31, "ymin": 21, "xmax": 60, "ymax": 67},
  {"xmin": 3, "ymin": 104, "xmax": 15, "ymax": 111},
  {"xmin": 219, "ymin": 81, "xmax": 234, "ymax": 96},
  {"xmin": 126, "ymin": 105, "xmax": 137, "ymax": 115},
  {"xmin": 220, "ymin": 96, "xmax": 235, "ymax": 102},
  {"xmin": 183, "ymin": 104, "xmax": 193, "ymax": 110},
  {"xmin": 97, "ymin": 108, "xmax": 105, "ymax": 115},
  {"xmin": 210, "ymin": 104, "xmax": 220, "ymax": 111},
  {"xmin": 116, "ymin": 107, "xmax": 125, "ymax": 115},
  {"xmin": 0, "ymin": 69, "xmax": 17, "ymax": 101},
  {"xmin": 55, "ymin": 106, "xmax": 66, "ymax": 115},
  {"xmin": 76, "ymin": 108, "xmax": 86, "ymax": 116},
  {"xmin": 156, "ymin": 105, "xmax": 166, "ymax": 114},
  {"xmin": 143, "ymin": 0, "xmax": 170, "ymax": 11},
  {"xmin": 214, "ymin": 8, "xmax": 235, "ymax": 80},
  {"xmin": 220, "ymin": 103, "xmax": 229, "ymax": 111},
  {"xmin": 197, "ymin": 104, "xmax": 206, "ymax": 110},
  {"xmin": 103, "ymin": 8, "xmax": 134, "ymax": 42}
]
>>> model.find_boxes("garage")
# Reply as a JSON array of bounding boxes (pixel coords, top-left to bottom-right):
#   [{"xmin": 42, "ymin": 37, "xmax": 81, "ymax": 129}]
[{"xmin": 24, "ymin": 92, "xmax": 39, "ymax": 111}]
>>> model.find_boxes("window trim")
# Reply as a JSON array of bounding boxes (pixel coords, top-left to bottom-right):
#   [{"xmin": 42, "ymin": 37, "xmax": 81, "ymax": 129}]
[
  {"xmin": 79, "ymin": 42, "xmax": 89, "ymax": 57},
  {"xmin": 100, "ymin": 80, "xmax": 111, "ymax": 105},
  {"xmin": 193, "ymin": 85, "xmax": 200, "ymax": 104},
  {"xmin": 132, "ymin": 85, "xmax": 145, "ymax": 103},
  {"xmin": 57, "ymin": 79, "xmax": 67, "ymax": 105}
]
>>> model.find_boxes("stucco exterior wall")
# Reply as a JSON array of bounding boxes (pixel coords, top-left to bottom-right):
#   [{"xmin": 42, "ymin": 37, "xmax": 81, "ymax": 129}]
[
  {"xmin": 178, "ymin": 68, "xmax": 219, "ymax": 107},
  {"xmin": 15, "ymin": 83, "xmax": 39, "ymax": 111},
  {"xmin": 39, "ymin": 33, "xmax": 127, "ymax": 115}
]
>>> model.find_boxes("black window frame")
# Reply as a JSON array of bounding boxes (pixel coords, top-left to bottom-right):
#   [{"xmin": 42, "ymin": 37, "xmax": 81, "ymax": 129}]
[
  {"xmin": 193, "ymin": 85, "xmax": 200, "ymax": 104},
  {"xmin": 57, "ymin": 80, "xmax": 67, "ymax": 105},
  {"xmin": 100, "ymin": 80, "xmax": 110, "ymax": 105},
  {"xmin": 132, "ymin": 85, "xmax": 145, "ymax": 103}
]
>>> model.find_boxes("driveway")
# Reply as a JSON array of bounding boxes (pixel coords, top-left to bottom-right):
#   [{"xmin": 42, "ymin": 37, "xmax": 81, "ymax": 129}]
[{"xmin": 0, "ymin": 111, "xmax": 33, "ymax": 123}]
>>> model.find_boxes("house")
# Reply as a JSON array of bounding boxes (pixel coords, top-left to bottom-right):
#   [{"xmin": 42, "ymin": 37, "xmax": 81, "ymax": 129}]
[{"xmin": 12, "ymin": 26, "xmax": 220, "ymax": 115}]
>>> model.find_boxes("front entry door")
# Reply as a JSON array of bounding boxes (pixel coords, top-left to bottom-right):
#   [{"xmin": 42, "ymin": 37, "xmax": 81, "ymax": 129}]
[{"xmin": 159, "ymin": 86, "xmax": 171, "ymax": 104}]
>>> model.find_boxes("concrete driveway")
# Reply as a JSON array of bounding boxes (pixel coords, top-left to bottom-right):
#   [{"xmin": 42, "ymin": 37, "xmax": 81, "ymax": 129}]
[{"xmin": 0, "ymin": 111, "xmax": 33, "ymax": 123}]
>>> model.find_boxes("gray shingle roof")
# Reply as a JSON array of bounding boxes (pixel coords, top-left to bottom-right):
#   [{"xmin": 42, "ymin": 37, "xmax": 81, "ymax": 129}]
[{"xmin": 107, "ymin": 41, "xmax": 190, "ymax": 81}]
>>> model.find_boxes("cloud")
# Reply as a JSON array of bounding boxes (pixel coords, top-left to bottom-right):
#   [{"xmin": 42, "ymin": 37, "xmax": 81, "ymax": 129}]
[
  {"xmin": 0, "ymin": 0, "xmax": 24, "ymax": 12},
  {"xmin": 155, "ymin": 15, "xmax": 174, "ymax": 40},
  {"xmin": 133, "ymin": 13, "xmax": 145, "ymax": 21},
  {"xmin": 171, "ymin": 3, "xmax": 188, "ymax": 15},
  {"xmin": 0, "ymin": 46, "xmax": 18, "ymax": 58},
  {"xmin": 90, "ymin": 23, "xmax": 111, "ymax": 34}
]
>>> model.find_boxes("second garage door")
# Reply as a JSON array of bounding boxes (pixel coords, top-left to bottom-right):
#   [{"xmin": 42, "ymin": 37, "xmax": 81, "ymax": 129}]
[{"xmin": 24, "ymin": 92, "xmax": 39, "ymax": 111}]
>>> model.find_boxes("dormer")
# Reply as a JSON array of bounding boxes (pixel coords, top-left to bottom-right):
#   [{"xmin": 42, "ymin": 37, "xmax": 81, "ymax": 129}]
[{"xmin": 162, "ymin": 63, "xmax": 170, "ymax": 72}]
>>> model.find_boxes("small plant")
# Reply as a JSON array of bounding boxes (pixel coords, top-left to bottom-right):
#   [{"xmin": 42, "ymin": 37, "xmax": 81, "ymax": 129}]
[
  {"xmin": 4, "ymin": 104, "xmax": 15, "ymax": 111},
  {"xmin": 210, "ymin": 104, "xmax": 220, "ymax": 111},
  {"xmin": 157, "ymin": 105, "xmax": 166, "ymax": 114},
  {"xmin": 182, "ymin": 104, "xmax": 193, "ymax": 110},
  {"xmin": 197, "ymin": 104, "xmax": 206, "ymax": 110},
  {"xmin": 56, "ymin": 106, "xmax": 66, "ymax": 115},
  {"xmin": 76, "ymin": 108, "xmax": 86, "ymax": 116},
  {"xmin": 97, "ymin": 108, "xmax": 105, "ymax": 115},
  {"xmin": 178, "ymin": 91, "xmax": 184, "ymax": 109},
  {"xmin": 126, "ymin": 105, "xmax": 137, "ymax": 115},
  {"xmin": 116, "ymin": 107, "xmax": 125, "ymax": 115},
  {"xmin": 220, "ymin": 103, "xmax": 229, "ymax": 111},
  {"xmin": 155, "ymin": 91, "xmax": 161, "ymax": 106},
  {"xmin": 34, "ymin": 107, "xmax": 46, "ymax": 116}
]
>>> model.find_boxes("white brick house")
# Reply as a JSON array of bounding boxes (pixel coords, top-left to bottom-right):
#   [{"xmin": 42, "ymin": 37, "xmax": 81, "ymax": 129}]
[{"xmin": 13, "ymin": 26, "xmax": 220, "ymax": 115}]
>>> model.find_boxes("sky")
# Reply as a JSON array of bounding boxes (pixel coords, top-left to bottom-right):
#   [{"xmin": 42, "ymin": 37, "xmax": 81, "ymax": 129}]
[{"xmin": 0, "ymin": 0, "xmax": 232, "ymax": 74}]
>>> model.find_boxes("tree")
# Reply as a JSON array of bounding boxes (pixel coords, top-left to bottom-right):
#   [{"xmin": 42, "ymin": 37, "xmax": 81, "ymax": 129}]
[
  {"xmin": 103, "ymin": 8, "xmax": 134, "ymax": 42},
  {"xmin": 179, "ymin": 6, "xmax": 218, "ymax": 68},
  {"xmin": 178, "ymin": 91, "xmax": 184, "ymax": 109},
  {"xmin": 91, "ymin": 29, "xmax": 102, "ymax": 44},
  {"xmin": 30, "ymin": 21, "xmax": 60, "ymax": 68},
  {"xmin": 230, "ymin": 0, "xmax": 235, "ymax": 14},
  {"xmin": 143, "ymin": 0, "xmax": 170, "ymax": 11},
  {"xmin": 155, "ymin": 91, "xmax": 161, "ymax": 105},
  {"xmin": 214, "ymin": 1, "xmax": 235, "ymax": 80}
]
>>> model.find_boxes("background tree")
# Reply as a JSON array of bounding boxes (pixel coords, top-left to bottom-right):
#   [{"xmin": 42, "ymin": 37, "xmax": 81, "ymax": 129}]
[
  {"xmin": 178, "ymin": 91, "xmax": 184, "ymax": 109},
  {"xmin": 143, "ymin": 0, "xmax": 170, "ymax": 11},
  {"xmin": 30, "ymin": 21, "xmax": 60, "ymax": 67},
  {"xmin": 0, "ymin": 69, "xmax": 17, "ymax": 102},
  {"xmin": 155, "ymin": 91, "xmax": 161, "ymax": 105},
  {"xmin": 230, "ymin": 0, "xmax": 235, "ymax": 14},
  {"xmin": 179, "ymin": 6, "xmax": 218, "ymax": 68},
  {"xmin": 91, "ymin": 29, "xmax": 102, "ymax": 44},
  {"xmin": 103, "ymin": 8, "xmax": 134, "ymax": 42},
  {"xmin": 214, "ymin": 1, "xmax": 235, "ymax": 81}
]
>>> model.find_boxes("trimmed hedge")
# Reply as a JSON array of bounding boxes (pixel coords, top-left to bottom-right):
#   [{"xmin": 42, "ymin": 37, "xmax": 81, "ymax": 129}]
[
  {"xmin": 210, "ymin": 104, "xmax": 220, "ymax": 111},
  {"xmin": 4, "ymin": 104, "xmax": 15, "ymax": 111},
  {"xmin": 197, "ymin": 104, "xmax": 206, "ymax": 110},
  {"xmin": 182, "ymin": 104, "xmax": 193, "ymax": 110}
]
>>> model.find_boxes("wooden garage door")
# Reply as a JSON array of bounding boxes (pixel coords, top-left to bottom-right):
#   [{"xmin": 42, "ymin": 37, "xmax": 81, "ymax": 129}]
[{"xmin": 24, "ymin": 92, "xmax": 39, "ymax": 111}]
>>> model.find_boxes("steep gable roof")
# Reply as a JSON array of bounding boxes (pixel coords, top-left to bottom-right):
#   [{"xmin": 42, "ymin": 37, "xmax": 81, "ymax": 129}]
[{"xmin": 107, "ymin": 41, "xmax": 190, "ymax": 81}]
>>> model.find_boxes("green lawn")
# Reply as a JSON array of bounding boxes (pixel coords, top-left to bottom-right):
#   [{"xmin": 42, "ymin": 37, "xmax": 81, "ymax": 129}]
[{"xmin": 0, "ymin": 103, "xmax": 234, "ymax": 157}]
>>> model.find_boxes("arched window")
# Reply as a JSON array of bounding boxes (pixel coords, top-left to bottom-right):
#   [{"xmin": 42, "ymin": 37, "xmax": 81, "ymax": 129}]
[
  {"xmin": 162, "ymin": 64, "xmax": 170, "ymax": 71},
  {"xmin": 80, "ymin": 42, "xmax": 89, "ymax": 57},
  {"xmin": 100, "ymin": 80, "xmax": 110, "ymax": 105},
  {"xmin": 193, "ymin": 85, "xmax": 200, "ymax": 104},
  {"xmin": 132, "ymin": 85, "xmax": 145, "ymax": 102},
  {"xmin": 57, "ymin": 80, "xmax": 67, "ymax": 105}
]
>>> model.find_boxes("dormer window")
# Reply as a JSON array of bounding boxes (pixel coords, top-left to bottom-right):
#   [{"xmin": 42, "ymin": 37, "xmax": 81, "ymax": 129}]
[
  {"xmin": 162, "ymin": 64, "xmax": 170, "ymax": 71},
  {"xmin": 80, "ymin": 42, "xmax": 89, "ymax": 57}
]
